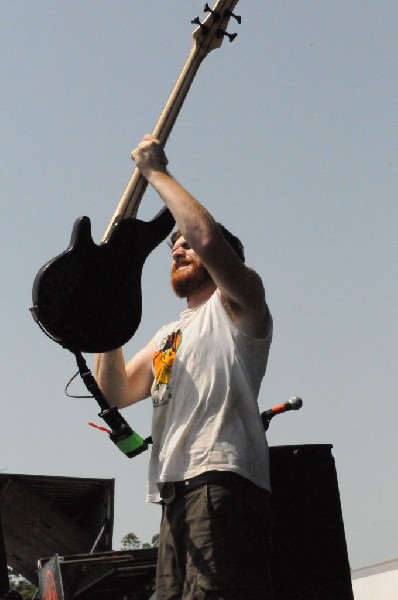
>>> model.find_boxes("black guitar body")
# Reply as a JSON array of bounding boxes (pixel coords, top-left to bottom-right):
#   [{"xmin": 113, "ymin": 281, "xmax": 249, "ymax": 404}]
[{"xmin": 31, "ymin": 207, "xmax": 174, "ymax": 353}]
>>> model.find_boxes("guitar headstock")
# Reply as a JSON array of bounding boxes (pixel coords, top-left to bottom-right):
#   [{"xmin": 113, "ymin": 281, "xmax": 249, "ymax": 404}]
[{"xmin": 192, "ymin": 1, "xmax": 241, "ymax": 56}]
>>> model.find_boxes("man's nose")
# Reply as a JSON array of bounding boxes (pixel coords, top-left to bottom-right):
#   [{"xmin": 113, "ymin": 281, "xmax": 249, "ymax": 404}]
[{"xmin": 172, "ymin": 247, "xmax": 185, "ymax": 261}]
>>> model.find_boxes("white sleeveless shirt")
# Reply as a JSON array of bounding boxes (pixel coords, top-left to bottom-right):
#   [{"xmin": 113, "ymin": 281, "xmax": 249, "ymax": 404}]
[{"xmin": 146, "ymin": 291, "xmax": 272, "ymax": 503}]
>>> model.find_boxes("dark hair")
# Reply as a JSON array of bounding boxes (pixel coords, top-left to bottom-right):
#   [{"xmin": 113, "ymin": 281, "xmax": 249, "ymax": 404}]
[{"xmin": 170, "ymin": 223, "xmax": 245, "ymax": 262}]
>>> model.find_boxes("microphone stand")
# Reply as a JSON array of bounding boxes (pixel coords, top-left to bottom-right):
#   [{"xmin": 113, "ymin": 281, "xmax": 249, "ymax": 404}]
[
  {"xmin": 261, "ymin": 412, "xmax": 273, "ymax": 432},
  {"xmin": 261, "ymin": 397, "xmax": 303, "ymax": 431}
]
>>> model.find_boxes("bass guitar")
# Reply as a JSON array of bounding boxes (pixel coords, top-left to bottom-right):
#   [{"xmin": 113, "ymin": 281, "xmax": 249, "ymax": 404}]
[{"xmin": 31, "ymin": 0, "xmax": 241, "ymax": 353}]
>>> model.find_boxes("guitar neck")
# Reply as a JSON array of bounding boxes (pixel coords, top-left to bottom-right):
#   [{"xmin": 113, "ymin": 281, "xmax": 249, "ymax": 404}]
[
  {"xmin": 102, "ymin": 45, "xmax": 204, "ymax": 242},
  {"xmin": 102, "ymin": 0, "xmax": 240, "ymax": 242}
]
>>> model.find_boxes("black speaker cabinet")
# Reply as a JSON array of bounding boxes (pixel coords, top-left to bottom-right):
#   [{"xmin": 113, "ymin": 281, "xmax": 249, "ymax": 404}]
[{"xmin": 269, "ymin": 444, "xmax": 353, "ymax": 600}]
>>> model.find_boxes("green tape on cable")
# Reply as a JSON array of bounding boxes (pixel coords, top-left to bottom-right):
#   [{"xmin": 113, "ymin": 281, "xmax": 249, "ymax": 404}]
[{"xmin": 115, "ymin": 431, "xmax": 145, "ymax": 455}]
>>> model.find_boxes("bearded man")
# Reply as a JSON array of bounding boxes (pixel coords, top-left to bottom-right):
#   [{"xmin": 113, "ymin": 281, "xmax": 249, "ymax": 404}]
[{"xmin": 95, "ymin": 134, "xmax": 274, "ymax": 599}]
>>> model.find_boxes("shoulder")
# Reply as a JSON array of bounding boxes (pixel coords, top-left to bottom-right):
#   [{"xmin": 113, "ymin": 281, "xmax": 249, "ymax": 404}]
[{"xmin": 217, "ymin": 286, "xmax": 272, "ymax": 339}]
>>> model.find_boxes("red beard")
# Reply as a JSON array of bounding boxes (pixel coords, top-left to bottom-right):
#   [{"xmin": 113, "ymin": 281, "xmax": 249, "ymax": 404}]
[{"xmin": 171, "ymin": 258, "xmax": 212, "ymax": 298}]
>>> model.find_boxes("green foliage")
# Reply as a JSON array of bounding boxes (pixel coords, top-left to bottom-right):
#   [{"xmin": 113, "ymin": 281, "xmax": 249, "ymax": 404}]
[
  {"xmin": 121, "ymin": 532, "xmax": 141, "ymax": 550},
  {"xmin": 120, "ymin": 532, "xmax": 159, "ymax": 549},
  {"xmin": 7, "ymin": 566, "xmax": 37, "ymax": 599}
]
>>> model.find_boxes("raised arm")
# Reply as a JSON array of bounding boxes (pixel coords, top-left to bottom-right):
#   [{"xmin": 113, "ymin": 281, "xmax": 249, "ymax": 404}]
[
  {"xmin": 131, "ymin": 135, "xmax": 271, "ymax": 338},
  {"xmin": 94, "ymin": 338, "xmax": 156, "ymax": 408}
]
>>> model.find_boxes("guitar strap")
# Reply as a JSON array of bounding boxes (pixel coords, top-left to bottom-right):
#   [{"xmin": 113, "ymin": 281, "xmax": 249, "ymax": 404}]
[{"xmin": 72, "ymin": 350, "xmax": 152, "ymax": 458}]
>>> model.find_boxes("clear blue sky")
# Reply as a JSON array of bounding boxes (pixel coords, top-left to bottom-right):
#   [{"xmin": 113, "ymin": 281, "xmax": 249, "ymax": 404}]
[{"xmin": 1, "ymin": 1, "xmax": 397, "ymax": 571}]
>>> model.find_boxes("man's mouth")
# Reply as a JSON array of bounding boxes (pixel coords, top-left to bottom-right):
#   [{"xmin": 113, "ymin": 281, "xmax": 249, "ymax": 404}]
[{"xmin": 174, "ymin": 261, "xmax": 191, "ymax": 270}]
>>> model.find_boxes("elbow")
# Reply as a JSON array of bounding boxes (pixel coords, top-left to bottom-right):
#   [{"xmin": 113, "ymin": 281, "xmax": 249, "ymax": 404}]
[{"xmin": 193, "ymin": 223, "xmax": 224, "ymax": 260}]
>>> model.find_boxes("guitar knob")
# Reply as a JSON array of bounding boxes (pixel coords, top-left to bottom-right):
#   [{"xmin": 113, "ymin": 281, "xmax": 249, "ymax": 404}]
[
  {"xmin": 191, "ymin": 16, "xmax": 209, "ymax": 34},
  {"xmin": 216, "ymin": 28, "xmax": 238, "ymax": 43},
  {"xmin": 226, "ymin": 10, "xmax": 242, "ymax": 24},
  {"xmin": 203, "ymin": 3, "xmax": 221, "ymax": 19}
]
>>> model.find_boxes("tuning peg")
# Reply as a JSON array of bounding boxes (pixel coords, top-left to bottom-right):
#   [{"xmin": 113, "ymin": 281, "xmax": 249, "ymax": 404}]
[
  {"xmin": 226, "ymin": 9, "xmax": 242, "ymax": 24},
  {"xmin": 217, "ymin": 28, "xmax": 237, "ymax": 43},
  {"xmin": 203, "ymin": 3, "xmax": 221, "ymax": 19},
  {"xmin": 191, "ymin": 16, "xmax": 209, "ymax": 34}
]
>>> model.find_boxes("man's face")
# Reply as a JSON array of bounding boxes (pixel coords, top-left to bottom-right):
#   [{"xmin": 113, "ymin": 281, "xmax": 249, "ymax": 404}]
[{"xmin": 170, "ymin": 236, "xmax": 212, "ymax": 298}]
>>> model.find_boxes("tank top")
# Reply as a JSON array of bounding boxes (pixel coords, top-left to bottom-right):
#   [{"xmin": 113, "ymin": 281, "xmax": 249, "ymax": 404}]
[{"xmin": 146, "ymin": 291, "xmax": 272, "ymax": 503}]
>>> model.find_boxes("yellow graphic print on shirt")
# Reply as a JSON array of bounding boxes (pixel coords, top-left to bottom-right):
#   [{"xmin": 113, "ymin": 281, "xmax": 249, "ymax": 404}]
[{"xmin": 153, "ymin": 330, "xmax": 182, "ymax": 390}]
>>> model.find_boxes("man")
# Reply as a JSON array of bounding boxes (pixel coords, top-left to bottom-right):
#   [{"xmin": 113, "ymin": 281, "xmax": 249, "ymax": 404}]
[{"xmin": 95, "ymin": 134, "xmax": 273, "ymax": 599}]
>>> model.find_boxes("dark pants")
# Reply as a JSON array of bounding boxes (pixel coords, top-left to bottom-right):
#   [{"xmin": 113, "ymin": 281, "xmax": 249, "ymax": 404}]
[{"xmin": 156, "ymin": 473, "xmax": 273, "ymax": 600}]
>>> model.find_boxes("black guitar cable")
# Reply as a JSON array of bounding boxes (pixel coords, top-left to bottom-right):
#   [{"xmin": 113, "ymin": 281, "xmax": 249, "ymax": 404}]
[{"xmin": 71, "ymin": 350, "xmax": 152, "ymax": 459}]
